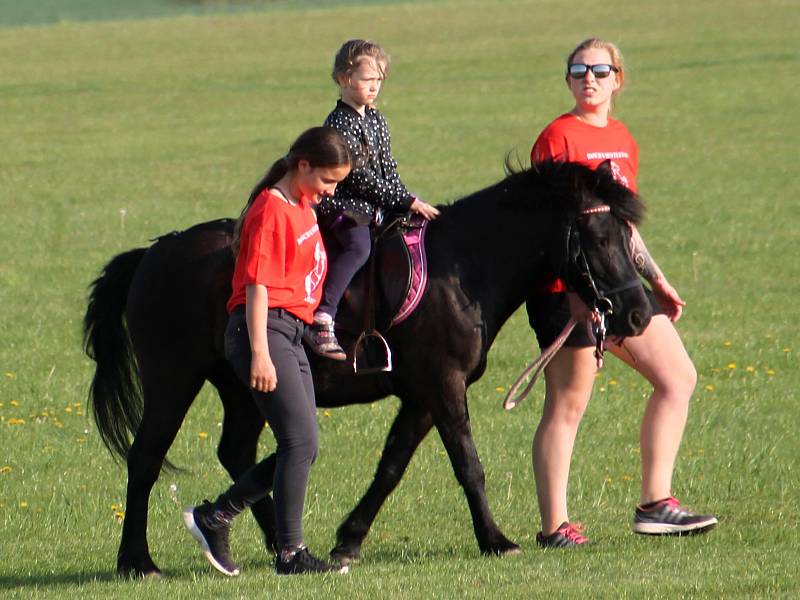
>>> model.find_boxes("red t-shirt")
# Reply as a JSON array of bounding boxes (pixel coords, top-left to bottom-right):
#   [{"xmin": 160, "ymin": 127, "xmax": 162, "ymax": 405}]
[
  {"xmin": 227, "ymin": 189, "xmax": 327, "ymax": 323},
  {"xmin": 531, "ymin": 113, "xmax": 639, "ymax": 293}
]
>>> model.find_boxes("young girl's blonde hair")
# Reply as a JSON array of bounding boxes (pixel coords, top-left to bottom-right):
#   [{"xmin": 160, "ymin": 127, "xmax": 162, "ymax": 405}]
[{"xmin": 331, "ymin": 39, "xmax": 390, "ymax": 85}]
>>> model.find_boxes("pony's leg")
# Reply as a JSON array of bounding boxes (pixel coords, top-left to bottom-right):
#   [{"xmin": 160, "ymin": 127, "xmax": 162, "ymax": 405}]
[
  {"xmin": 210, "ymin": 367, "xmax": 278, "ymax": 554},
  {"xmin": 330, "ymin": 402, "xmax": 433, "ymax": 563},
  {"xmin": 429, "ymin": 384, "xmax": 520, "ymax": 556},
  {"xmin": 118, "ymin": 372, "xmax": 203, "ymax": 578}
]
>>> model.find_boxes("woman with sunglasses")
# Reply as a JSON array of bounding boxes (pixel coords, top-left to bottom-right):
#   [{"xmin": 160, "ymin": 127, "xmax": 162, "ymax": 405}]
[{"xmin": 527, "ymin": 38, "xmax": 717, "ymax": 547}]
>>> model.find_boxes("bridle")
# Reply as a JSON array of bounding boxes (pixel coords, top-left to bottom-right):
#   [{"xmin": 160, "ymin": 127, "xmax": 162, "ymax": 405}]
[
  {"xmin": 502, "ymin": 203, "xmax": 642, "ymax": 411},
  {"xmin": 564, "ymin": 204, "xmax": 641, "ymax": 367}
]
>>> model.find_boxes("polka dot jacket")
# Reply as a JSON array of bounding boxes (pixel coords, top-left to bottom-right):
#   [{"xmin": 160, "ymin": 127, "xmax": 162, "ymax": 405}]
[{"xmin": 319, "ymin": 100, "xmax": 415, "ymax": 220}]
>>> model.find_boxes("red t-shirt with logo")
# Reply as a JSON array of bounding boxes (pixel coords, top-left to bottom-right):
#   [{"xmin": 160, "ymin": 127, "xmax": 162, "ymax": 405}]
[
  {"xmin": 227, "ymin": 189, "xmax": 327, "ymax": 323},
  {"xmin": 531, "ymin": 113, "xmax": 639, "ymax": 293}
]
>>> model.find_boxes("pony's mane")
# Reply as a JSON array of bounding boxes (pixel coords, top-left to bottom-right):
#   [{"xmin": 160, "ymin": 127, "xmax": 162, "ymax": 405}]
[{"xmin": 437, "ymin": 159, "xmax": 645, "ymax": 226}]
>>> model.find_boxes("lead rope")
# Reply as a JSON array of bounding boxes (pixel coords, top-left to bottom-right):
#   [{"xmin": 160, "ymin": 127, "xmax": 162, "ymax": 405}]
[
  {"xmin": 503, "ymin": 304, "xmax": 611, "ymax": 410},
  {"xmin": 502, "ymin": 317, "xmax": 577, "ymax": 410}
]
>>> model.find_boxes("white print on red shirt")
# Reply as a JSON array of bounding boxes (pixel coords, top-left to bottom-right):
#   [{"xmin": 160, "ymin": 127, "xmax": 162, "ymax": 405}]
[
  {"xmin": 304, "ymin": 241, "xmax": 326, "ymax": 304},
  {"xmin": 297, "ymin": 223, "xmax": 319, "ymax": 246},
  {"xmin": 609, "ymin": 161, "xmax": 630, "ymax": 189}
]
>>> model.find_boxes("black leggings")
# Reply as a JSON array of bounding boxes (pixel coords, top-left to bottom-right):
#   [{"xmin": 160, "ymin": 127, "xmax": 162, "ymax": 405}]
[{"xmin": 220, "ymin": 307, "xmax": 318, "ymax": 548}]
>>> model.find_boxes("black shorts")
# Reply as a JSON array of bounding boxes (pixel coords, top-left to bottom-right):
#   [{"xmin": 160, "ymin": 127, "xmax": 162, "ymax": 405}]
[{"xmin": 526, "ymin": 289, "xmax": 664, "ymax": 349}]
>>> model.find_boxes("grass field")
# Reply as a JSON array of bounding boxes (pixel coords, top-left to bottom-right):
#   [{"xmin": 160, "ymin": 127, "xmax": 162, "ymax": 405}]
[{"xmin": 1, "ymin": 0, "xmax": 798, "ymax": 598}]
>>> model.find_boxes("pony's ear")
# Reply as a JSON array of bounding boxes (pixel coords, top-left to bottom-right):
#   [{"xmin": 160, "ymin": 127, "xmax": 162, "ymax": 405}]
[{"xmin": 596, "ymin": 159, "xmax": 614, "ymax": 180}]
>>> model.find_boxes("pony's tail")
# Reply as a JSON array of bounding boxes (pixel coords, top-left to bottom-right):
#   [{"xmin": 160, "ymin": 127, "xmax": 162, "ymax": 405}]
[{"xmin": 83, "ymin": 248, "xmax": 147, "ymax": 463}]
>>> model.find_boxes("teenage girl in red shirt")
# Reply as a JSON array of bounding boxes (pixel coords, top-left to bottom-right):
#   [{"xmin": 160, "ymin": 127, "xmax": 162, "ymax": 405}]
[
  {"xmin": 528, "ymin": 39, "xmax": 717, "ymax": 547},
  {"xmin": 183, "ymin": 127, "xmax": 351, "ymax": 575}
]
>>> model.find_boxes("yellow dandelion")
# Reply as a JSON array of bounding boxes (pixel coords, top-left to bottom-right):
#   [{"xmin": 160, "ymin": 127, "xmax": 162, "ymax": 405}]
[
  {"xmin": 783, "ymin": 348, "xmax": 790, "ymax": 353},
  {"xmin": 11, "ymin": 399, "xmax": 19, "ymax": 407},
  {"xmin": 705, "ymin": 384, "xmax": 715, "ymax": 391},
  {"xmin": 0, "ymin": 401, "xmax": 4, "ymax": 407},
  {"xmin": 723, "ymin": 341, "xmax": 732, "ymax": 347},
  {"xmin": 5, "ymin": 372, "xmax": 16, "ymax": 379},
  {"xmin": 495, "ymin": 386, "xmax": 505, "ymax": 392},
  {"xmin": 609, "ymin": 379, "xmax": 618, "ymax": 386},
  {"xmin": 621, "ymin": 475, "xmax": 633, "ymax": 482},
  {"xmin": 111, "ymin": 503, "xmax": 121, "ymax": 511},
  {"xmin": 746, "ymin": 366, "xmax": 755, "ymax": 373},
  {"xmin": 54, "ymin": 421, "xmax": 64, "ymax": 428},
  {"xmin": 76, "ymin": 437, "xmax": 87, "ymax": 444},
  {"xmin": 19, "ymin": 501, "xmax": 28, "ymax": 509},
  {"xmin": 0, "ymin": 466, "xmax": 12, "ymax": 474},
  {"xmin": 8, "ymin": 418, "xmax": 25, "ymax": 425},
  {"xmin": 115, "ymin": 511, "xmax": 125, "ymax": 521},
  {"xmin": 64, "ymin": 407, "xmax": 73, "ymax": 413},
  {"xmin": 198, "ymin": 431, "xmax": 208, "ymax": 439},
  {"xmin": 323, "ymin": 410, "xmax": 332, "ymax": 418},
  {"xmin": 73, "ymin": 402, "xmax": 81, "ymax": 408},
  {"xmin": 727, "ymin": 363, "xmax": 737, "ymax": 370},
  {"xmin": 767, "ymin": 369, "xmax": 775, "ymax": 376},
  {"xmin": 603, "ymin": 476, "xmax": 613, "ymax": 484}
]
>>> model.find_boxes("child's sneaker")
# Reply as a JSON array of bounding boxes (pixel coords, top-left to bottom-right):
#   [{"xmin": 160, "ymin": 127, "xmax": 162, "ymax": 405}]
[
  {"xmin": 304, "ymin": 321, "xmax": 346, "ymax": 361},
  {"xmin": 633, "ymin": 496, "xmax": 718, "ymax": 535},
  {"xmin": 275, "ymin": 546, "xmax": 349, "ymax": 575},
  {"xmin": 536, "ymin": 521, "xmax": 588, "ymax": 548},
  {"xmin": 182, "ymin": 501, "xmax": 240, "ymax": 576}
]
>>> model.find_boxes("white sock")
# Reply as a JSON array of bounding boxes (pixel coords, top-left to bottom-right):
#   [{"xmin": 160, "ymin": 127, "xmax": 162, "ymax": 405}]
[{"xmin": 314, "ymin": 312, "xmax": 333, "ymax": 325}]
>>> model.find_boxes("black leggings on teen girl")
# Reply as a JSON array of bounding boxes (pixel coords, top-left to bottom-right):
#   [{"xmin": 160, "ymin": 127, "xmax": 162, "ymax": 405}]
[{"xmin": 217, "ymin": 306, "xmax": 319, "ymax": 548}]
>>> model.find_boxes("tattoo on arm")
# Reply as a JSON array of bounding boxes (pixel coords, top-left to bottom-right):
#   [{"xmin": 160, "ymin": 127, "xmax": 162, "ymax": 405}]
[{"xmin": 629, "ymin": 225, "xmax": 664, "ymax": 283}]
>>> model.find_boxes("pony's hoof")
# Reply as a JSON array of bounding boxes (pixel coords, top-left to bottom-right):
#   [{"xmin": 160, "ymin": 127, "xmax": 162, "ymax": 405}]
[
  {"xmin": 481, "ymin": 539, "xmax": 521, "ymax": 557},
  {"xmin": 117, "ymin": 556, "xmax": 163, "ymax": 580},
  {"xmin": 117, "ymin": 565, "xmax": 163, "ymax": 580},
  {"xmin": 329, "ymin": 544, "xmax": 360, "ymax": 565}
]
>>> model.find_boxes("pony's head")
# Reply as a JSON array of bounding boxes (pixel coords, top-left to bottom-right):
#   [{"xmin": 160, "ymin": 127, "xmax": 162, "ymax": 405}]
[{"xmin": 526, "ymin": 159, "xmax": 651, "ymax": 337}]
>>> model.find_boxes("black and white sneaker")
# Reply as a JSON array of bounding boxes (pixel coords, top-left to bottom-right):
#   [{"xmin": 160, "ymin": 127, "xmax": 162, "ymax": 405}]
[
  {"xmin": 182, "ymin": 501, "xmax": 240, "ymax": 576},
  {"xmin": 275, "ymin": 547, "xmax": 349, "ymax": 575},
  {"xmin": 633, "ymin": 496, "xmax": 718, "ymax": 535}
]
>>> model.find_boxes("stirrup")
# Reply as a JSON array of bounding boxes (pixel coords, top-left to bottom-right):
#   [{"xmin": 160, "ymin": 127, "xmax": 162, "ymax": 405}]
[{"xmin": 353, "ymin": 330, "xmax": 392, "ymax": 374}]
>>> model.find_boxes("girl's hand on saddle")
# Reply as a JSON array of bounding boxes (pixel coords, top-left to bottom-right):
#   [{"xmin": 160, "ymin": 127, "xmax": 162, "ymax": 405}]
[
  {"xmin": 250, "ymin": 350, "xmax": 278, "ymax": 393},
  {"xmin": 410, "ymin": 197, "xmax": 440, "ymax": 220},
  {"xmin": 651, "ymin": 277, "xmax": 686, "ymax": 322}
]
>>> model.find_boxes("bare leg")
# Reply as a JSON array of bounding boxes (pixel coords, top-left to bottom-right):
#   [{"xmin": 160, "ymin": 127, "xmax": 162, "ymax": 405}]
[
  {"xmin": 532, "ymin": 346, "xmax": 596, "ymax": 535},
  {"xmin": 609, "ymin": 315, "xmax": 696, "ymax": 504}
]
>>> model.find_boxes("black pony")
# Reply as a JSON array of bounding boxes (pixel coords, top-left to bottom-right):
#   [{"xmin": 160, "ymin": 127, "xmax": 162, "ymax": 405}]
[{"xmin": 84, "ymin": 161, "xmax": 651, "ymax": 577}]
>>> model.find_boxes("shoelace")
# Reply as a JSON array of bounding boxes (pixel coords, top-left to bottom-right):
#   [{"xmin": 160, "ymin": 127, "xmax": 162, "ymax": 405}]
[
  {"xmin": 559, "ymin": 522, "xmax": 588, "ymax": 543},
  {"xmin": 296, "ymin": 548, "xmax": 329, "ymax": 569}
]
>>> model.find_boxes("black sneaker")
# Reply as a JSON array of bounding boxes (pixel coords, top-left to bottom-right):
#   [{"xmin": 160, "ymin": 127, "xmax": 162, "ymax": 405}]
[
  {"xmin": 182, "ymin": 501, "xmax": 240, "ymax": 576},
  {"xmin": 275, "ymin": 547, "xmax": 349, "ymax": 575},
  {"xmin": 303, "ymin": 321, "xmax": 347, "ymax": 361},
  {"xmin": 536, "ymin": 521, "xmax": 589, "ymax": 548},
  {"xmin": 633, "ymin": 496, "xmax": 718, "ymax": 535}
]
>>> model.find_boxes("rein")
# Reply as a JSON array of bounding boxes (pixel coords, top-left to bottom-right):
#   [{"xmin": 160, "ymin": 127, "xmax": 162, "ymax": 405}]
[{"xmin": 503, "ymin": 204, "xmax": 635, "ymax": 410}]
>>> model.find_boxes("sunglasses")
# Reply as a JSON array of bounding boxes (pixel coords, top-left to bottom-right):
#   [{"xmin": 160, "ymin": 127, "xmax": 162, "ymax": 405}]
[{"xmin": 568, "ymin": 63, "xmax": 619, "ymax": 80}]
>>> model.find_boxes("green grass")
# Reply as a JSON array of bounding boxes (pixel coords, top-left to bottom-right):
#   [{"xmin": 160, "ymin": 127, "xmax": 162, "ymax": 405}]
[{"xmin": 1, "ymin": 0, "xmax": 798, "ymax": 598}]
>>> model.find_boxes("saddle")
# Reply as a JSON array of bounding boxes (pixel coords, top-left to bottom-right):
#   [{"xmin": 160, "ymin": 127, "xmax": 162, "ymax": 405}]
[{"xmin": 329, "ymin": 212, "xmax": 429, "ymax": 374}]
